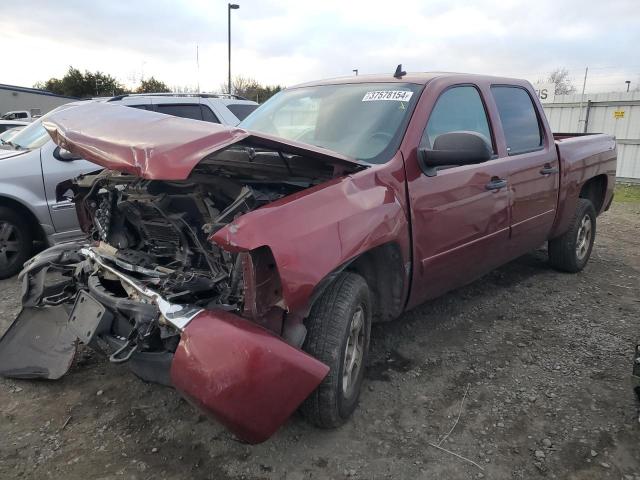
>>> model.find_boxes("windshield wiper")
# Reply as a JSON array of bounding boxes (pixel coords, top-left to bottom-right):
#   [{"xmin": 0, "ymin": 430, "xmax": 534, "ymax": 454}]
[{"xmin": 6, "ymin": 141, "xmax": 23, "ymax": 150}]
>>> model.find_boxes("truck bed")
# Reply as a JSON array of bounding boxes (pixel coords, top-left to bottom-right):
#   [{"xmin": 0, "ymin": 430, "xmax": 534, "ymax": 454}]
[
  {"xmin": 549, "ymin": 132, "xmax": 617, "ymax": 238},
  {"xmin": 553, "ymin": 132, "xmax": 606, "ymax": 141}
]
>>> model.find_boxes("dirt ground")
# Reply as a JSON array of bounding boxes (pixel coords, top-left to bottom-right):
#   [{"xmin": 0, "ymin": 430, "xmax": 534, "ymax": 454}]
[{"xmin": 1, "ymin": 200, "xmax": 639, "ymax": 480}]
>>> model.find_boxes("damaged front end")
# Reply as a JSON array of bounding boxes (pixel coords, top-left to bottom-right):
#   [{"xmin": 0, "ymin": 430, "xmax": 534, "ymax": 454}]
[
  {"xmin": 1, "ymin": 239, "xmax": 327, "ymax": 443},
  {"xmin": 0, "ymin": 102, "xmax": 376, "ymax": 440}
]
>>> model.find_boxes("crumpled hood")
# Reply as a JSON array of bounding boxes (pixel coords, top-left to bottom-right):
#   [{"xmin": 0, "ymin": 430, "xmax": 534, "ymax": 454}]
[{"xmin": 42, "ymin": 102, "xmax": 365, "ymax": 180}]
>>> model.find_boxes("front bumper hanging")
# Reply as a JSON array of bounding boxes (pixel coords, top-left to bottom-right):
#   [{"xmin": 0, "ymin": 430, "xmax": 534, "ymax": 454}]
[{"xmin": 0, "ymin": 243, "xmax": 329, "ymax": 443}]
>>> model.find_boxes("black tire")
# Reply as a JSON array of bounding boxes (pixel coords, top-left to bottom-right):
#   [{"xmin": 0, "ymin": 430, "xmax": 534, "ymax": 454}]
[
  {"xmin": 301, "ymin": 272, "xmax": 371, "ymax": 428},
  {"xmin": 548, "ymin": 198, "xmax": 596, "ymax": 273},
  {"xmin": 0, "ymin": 206, "xmax": 33, "ymax": 279}
]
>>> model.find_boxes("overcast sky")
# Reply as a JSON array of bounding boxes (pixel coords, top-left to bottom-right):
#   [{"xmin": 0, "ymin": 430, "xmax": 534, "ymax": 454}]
[{"xmin": 1, "ymin": 0, "xmax": 639, "ymax": 93}]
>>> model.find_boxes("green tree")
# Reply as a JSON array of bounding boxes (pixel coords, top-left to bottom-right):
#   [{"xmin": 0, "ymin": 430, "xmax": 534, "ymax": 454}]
[
  {"xmin": 35, "ymin": 66, "xmax": 127, "ymax": 98},
  {"xmin": 137, "ymin": 77, "xmax": 171, "ymax": 93}
]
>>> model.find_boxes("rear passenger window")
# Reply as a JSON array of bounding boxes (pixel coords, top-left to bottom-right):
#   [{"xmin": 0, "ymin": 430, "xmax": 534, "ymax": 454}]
[
  {"xmin": 227, "ymin": 103, "xmax": 258, "ymax": 121},
  {"xmin": 423, "ymin": 86, "xmax": 492, "ymax": 150},
  {"xmin": 156, "ymin": 104, "xmax": 203, "ymax": 121},
  {"xmin": 201, "ymin": 105, "xmax": 220, "ymax": 123},
  {"xmin": 491, "ymin": 86, "xmax": 542, "ymax": 154},
  {"xmin": 128, "ymin": 104, "xmax": 151, "ymax": 110}
]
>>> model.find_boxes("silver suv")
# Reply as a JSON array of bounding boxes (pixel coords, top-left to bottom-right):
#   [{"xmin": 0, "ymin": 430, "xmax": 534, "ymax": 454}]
[
  {"xmin": 106, "ymin": 93, "xmax": 259, "ymax": 124},
  {"xmin": 0, "ymin": 94, "xmax": 258, "ymax": 278}
]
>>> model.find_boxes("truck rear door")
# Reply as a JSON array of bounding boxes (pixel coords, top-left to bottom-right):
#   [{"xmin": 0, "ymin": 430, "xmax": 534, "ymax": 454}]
[{"xmin": 489, "ymin": 85, "xmax": 559, "ymax": 255}]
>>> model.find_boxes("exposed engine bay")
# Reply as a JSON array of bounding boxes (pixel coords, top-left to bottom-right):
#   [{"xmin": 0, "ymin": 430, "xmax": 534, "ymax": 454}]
[{"xmin": 82, "ymin": 169, "xmax": 291, "ymax": 307}]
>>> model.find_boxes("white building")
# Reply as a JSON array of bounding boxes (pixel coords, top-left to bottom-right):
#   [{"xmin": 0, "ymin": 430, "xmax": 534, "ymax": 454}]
[{"xmin": 0, "ymin": 84, "xmax": 77, "ymax": 118}]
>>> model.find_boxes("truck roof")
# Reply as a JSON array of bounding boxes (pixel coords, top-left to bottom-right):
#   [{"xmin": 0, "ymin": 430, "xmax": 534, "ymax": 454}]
[{"xmin": 292, "ymin": 72, "xmax": 530, "ymax": 89}]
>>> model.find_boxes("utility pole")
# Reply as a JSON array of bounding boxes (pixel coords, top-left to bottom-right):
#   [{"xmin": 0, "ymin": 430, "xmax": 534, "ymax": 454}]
[
  {"xmin": 228, "ymin": 3, "xmax": 240, "ymax": 95},
  {"xmin": 578, "ymin": 67, "xmax": 588, "ymax": 131},
  {"xmin": 196, "ymin": 45, "xmax": 200, "ymax": 93}
]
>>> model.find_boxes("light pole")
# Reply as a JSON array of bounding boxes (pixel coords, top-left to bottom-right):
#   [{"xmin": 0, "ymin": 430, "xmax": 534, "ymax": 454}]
[
  {"xmin": 353, "ymin": 69, "xmax": 358, "ymax": 76},
  {"xmin": 228, "ymin": 3, "xmax": 239, "ymax": 95},
  {"xmin": 625, "ymin": 80, "xmax": 631, "ymax": 92}
]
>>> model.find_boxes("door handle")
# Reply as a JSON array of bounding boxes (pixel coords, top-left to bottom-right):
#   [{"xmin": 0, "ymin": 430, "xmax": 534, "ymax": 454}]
[
  {"xmin": 540, "ymin": 164, "xmax": 558, "ymax": 175},
  {"xmin": 485, "ymin": 178, "xmax": 507, "ymax": 191},
  {"xmin": 51, "ymin": 201, "xmax": 75, "ymax": 211}
]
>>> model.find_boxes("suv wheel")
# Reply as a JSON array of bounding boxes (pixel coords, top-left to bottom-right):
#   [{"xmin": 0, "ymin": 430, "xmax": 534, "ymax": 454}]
[{"xmin": 0, "ymin": 207, "xmax": 33, "ymax": 279}]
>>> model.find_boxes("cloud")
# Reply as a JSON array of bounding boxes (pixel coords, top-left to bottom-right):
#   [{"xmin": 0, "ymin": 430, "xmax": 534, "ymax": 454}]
[{"xmin": 1, "ymin": 0, "xmax": 638, "ymax": 93}]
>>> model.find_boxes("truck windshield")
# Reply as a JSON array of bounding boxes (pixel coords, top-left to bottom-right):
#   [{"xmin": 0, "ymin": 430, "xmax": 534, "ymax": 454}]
[{"xmin": 240, "ymin": 83, "xmax": 422, "ymax": 163}]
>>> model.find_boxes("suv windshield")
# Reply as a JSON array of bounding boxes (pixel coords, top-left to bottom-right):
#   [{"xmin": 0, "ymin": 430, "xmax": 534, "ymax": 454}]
[
  {"xmin": 240, "ymin": 83, "xmax": 422, "ymax": 163},
  {"xmin": 9, "ymin": 103, "xmax": 76, "ymax": 150}
]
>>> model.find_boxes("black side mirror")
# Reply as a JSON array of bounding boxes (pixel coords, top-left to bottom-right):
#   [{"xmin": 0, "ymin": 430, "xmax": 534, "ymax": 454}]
[
  {"xmin": 418, "ymin": 131, "xmax": 493, "ymax": 177},
  {"xmin": 53, "ymin": 146, "xmax": 81, "ymax": 161}
]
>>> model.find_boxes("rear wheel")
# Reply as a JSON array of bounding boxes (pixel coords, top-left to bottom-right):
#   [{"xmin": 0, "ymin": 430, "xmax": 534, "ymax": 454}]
[
  {"xmin": 0, "ymin": 207, "xmax": 33, "ymax": 279},
  {"xmin": 548, "ymin": 198, "xmax": 596, "ymax": 273},
  {"xmin": 301, "ymin": 272, "xmax": 371, "ymax": 428}
]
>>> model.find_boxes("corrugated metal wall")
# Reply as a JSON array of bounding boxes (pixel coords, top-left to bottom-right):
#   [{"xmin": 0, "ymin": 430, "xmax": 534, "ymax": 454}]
[{"xmin": 543, "ymin": 92, "xmax": 640, "ymax": 180}]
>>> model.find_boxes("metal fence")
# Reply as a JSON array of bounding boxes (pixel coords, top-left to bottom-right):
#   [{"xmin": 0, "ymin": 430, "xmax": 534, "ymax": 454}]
[{"xmin": 542, "ymin": 91, "xmax": 640, "ymax": 181}]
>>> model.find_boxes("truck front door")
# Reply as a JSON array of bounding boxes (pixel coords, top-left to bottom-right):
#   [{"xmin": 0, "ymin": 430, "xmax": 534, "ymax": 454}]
[{"xmin": 404, "ymin": 84, "xmax": 512, "ymax": 308}]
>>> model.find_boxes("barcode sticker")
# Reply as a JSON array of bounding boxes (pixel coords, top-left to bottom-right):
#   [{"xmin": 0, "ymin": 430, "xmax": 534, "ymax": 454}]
[{"xmin": 362, "ymin": 90, "xmax": 413, "ymax": 102}]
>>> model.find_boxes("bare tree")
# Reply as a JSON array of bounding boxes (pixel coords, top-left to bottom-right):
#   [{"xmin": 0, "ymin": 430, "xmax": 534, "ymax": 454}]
[
  {"xmin": 547, "ymin": 68, "xmax": 577, "ymax": 95},
  {"xmin": 220, "ymin": 76, "xmax": 283, "ymax": 102},
  {"xmin": 171, "ymin": 85, "xmax": 199, "ymax": 93}
]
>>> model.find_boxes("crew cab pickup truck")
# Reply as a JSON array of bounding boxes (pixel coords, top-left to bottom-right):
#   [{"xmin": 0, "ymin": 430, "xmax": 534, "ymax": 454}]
[{"xmin": 0, "ymin": 72, "xmax": 616, "ymax": 444}]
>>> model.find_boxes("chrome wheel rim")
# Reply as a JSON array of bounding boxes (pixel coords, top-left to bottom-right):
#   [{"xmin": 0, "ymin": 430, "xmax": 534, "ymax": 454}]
[
  {"xmin": 575, "ymin": 214, "xmax": 592, "ymax": 261},
  {"xmin": 342, "ymin": 306, "xmax": 365, "ymax": 397},
  {"xmin": 0, "ymin": 221, "xmax": 19, "ymax": 270}
]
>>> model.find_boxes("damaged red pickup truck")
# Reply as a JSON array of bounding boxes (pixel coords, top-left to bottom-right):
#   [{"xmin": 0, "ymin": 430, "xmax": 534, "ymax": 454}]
[{"xmin": 0, "ymin": 73, "xmax": 616, "ymax": 443}]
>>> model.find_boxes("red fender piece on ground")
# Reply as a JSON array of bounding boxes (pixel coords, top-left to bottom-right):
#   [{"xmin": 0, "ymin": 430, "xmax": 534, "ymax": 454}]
[{"xmin": 170, "ymin": 309, "xmax": 329, "ymax": 444}]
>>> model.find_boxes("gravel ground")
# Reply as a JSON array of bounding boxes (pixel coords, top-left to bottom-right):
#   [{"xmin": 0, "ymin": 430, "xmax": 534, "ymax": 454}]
[{"xmin": 0, "ymin": 201, "xmax": 639, "ymax": 480}]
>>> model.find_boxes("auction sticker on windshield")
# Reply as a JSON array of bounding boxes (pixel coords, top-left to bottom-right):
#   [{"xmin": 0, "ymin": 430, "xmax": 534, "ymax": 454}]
[{"xmin": 362, "ymin": 90, "xmax": 414, "ymax": 102}]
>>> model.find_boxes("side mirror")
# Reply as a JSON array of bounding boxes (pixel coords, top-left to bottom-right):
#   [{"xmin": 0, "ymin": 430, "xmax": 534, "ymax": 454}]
[
  {"xmin": 53, "ymin": 146, "xmax": 81, "ymax": 162},
  {"xmin": 418, "ymin": 131, "xmax": 493, "ymax": 177}
]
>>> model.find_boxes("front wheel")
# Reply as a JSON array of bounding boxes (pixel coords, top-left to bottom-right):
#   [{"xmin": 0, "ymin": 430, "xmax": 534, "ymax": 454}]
[
  {"xmin": 300, "ymin": 272, "xmax": 371, "ymax": 428},
  {"xmin": 548, "ymin": 198, "xmax": 596, "ymax": 273}
]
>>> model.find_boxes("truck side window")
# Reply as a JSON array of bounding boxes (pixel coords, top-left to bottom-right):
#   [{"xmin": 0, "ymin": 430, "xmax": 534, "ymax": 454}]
[
  {"xmin": 423, "ymin": 86, "xmax": 492, "ymax": 150},
  {"xmin": 491, "ymin": 86, "xmax": 542, "ymax": 155}
]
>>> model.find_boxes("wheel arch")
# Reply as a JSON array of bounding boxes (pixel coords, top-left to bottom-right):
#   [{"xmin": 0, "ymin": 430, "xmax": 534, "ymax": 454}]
[
  {"xmin": 579, "ymin": 174, "xmax": 607, "ymax": 215},
  {"xmin": 306, "ymin": 241, "xmax": 408, "ymax": 324}
]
